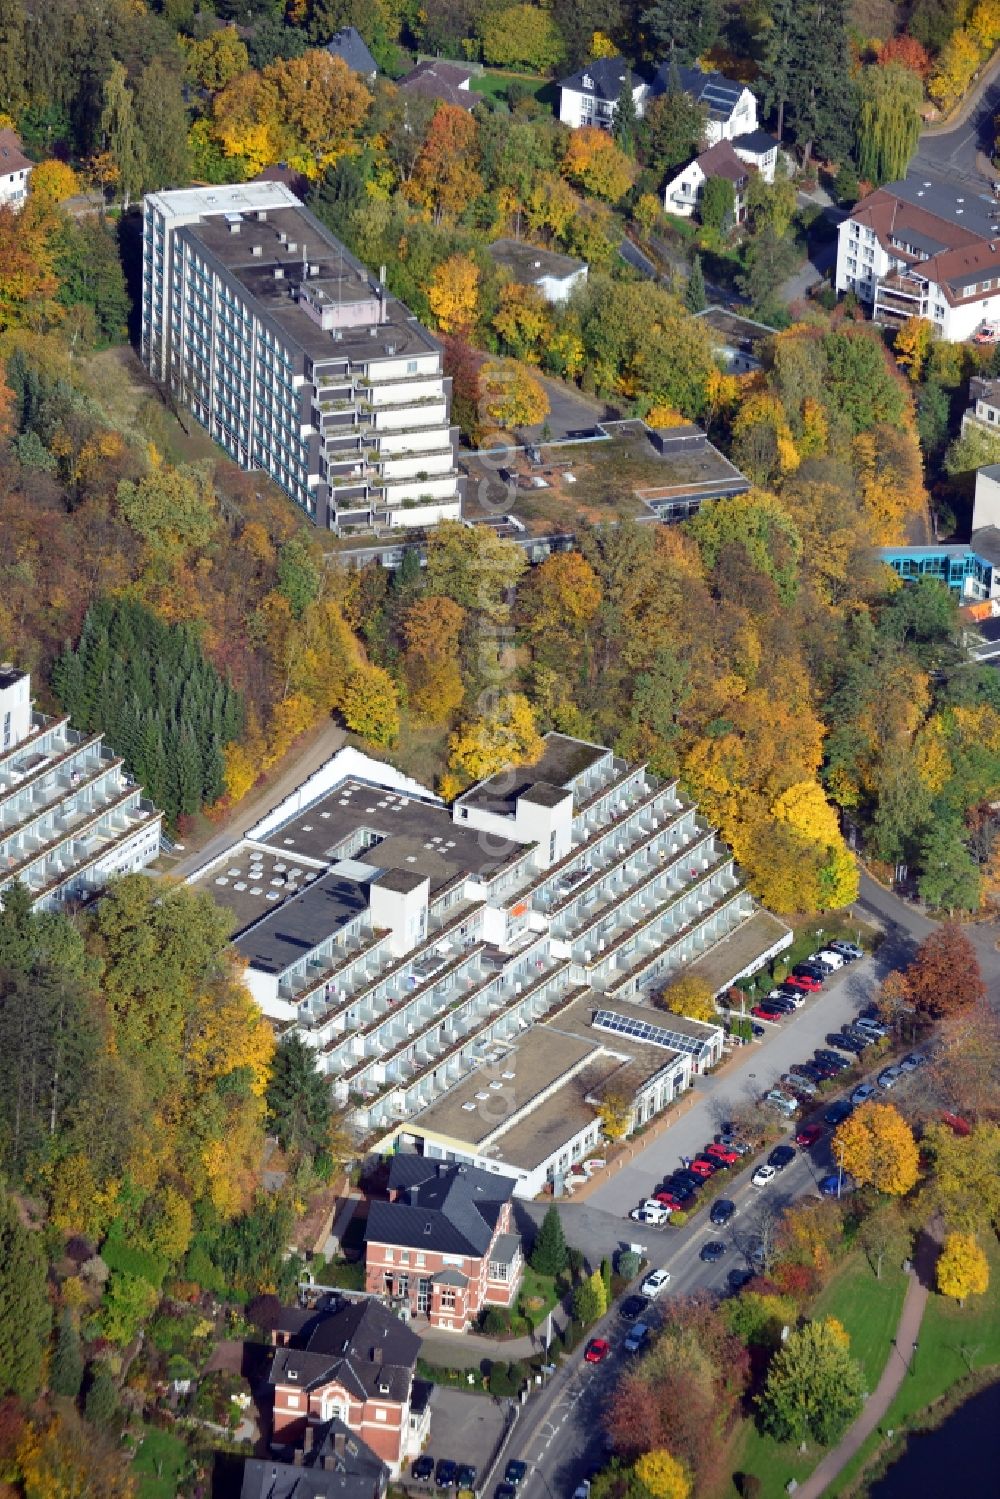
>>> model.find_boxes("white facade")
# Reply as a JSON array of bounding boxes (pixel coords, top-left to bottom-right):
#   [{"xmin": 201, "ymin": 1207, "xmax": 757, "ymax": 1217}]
[
  {"xmin": 0, "ymin": 130, "xmax": 31, "ymax": 209},
  {"xmin": 141, "ymin": 183, "xmax": 461, "ymax": 532},
  {"xmin": 705, "ymin": 88, "xmax": 757, "ymax": 144},
  {"xmin": 836, "ymin": 210, "xmax": 1000, "ymax": 342},
  {"xmin": 559, "ymin": 75, "xmax": 648, "ymax": 131},
  {"xmin": 0, "ymin": 669, "xmax": 163, "ymax": 910}
]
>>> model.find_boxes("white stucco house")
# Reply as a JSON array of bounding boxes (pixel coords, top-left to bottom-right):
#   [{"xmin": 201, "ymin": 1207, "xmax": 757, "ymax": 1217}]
[
  {"xmin": 664, "ymin": 141, "xmax": 752, "ymax": 221},
  {"xmin": 558, "ymin": 56, "xmax": 647, "ymax": 131},
  {"xmin": 0, "ymin": 130, "xmax": 32, "ymax": 209},
  {"xmin": 487, "ymin": 239, "xmax": 589, "ymax": 304}
]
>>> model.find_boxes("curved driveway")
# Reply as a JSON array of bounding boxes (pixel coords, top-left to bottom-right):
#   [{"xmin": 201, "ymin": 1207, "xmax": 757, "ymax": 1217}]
[{"xmin": 912, "ymin": 50, "xmax": 1000, "ymax": 185}]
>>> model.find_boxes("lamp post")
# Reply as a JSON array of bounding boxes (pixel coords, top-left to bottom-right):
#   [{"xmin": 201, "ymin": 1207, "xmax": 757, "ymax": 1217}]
[{"xmin": 910, "ymin": 1339, "xmax": 918, "ymax": 1377}]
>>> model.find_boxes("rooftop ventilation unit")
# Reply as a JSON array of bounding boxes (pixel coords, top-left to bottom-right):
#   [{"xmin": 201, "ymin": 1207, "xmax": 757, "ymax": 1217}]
[
  {"xmin": 273, "ymin": 267, "xmax": 284, "ymax": 280},
  {"xmin": 251, "ymin": 244, "xmax": 263, "ymax": 258},
  {"xmin": 277, "ymin": 230, "xmax": 287, "ymax": 245},
  {"xmin": 257, "ymin": 210, "xmax": 267, "ymax": 221},
  {"xmin": 287, "ymin": 241, "xmax": 297, "ymax": 253}
]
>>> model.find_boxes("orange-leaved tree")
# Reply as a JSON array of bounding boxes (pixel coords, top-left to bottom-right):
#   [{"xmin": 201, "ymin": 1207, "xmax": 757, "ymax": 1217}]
[
  {"xmin": 561, "ymin": 126, "xmax": 635, "ymax": 202},
  {"xmin": 407, "ymin": 104, "xmax": 482, "ymax": 222},
  {"xmin": 427, "ymin": 253, "xmax": 480, "ymax": 335}
]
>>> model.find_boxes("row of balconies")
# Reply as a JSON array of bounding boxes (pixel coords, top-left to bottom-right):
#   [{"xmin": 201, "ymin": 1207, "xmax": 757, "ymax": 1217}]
[
  {"xmin": 569, "ymin": 845, "xmax": 727, "ymax": 964},
  {"xmin": 357, "ymin": 960, "xmax": 572, "ymax": 1131},
  {"xmin": 0, "ymin": 776, "xmax": 141, "ymax": 881},
  {"xmin": 601, "ymin": 884, "xmax": 749, "ymax": 1000},
  {"xmin": 13, "ymin": 798, "xmax": 161, "ymax": 905},
  {"xmin": 542, "ymin": 803, "xmax": 697, "ymax": 925},
  {"xmin": 548, "ymin": 817, "xmax": 707, "ymax": 939},
  {"xmin": 338, "ymin": 936, "xmax": 556, "ymax": 1094},
  {"xmin": 0, "ymin": 754, "xmax": 121, "ymax": 845}
]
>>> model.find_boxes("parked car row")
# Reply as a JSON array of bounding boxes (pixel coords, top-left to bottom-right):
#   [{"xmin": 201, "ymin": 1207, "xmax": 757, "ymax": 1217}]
[
  {"xmin": 412, "ymin": 1458, "xmax": 480, "ymax": 1491},
  {"xmin": 750, "ymin": 941, "xmax": 861, "ymax": 1023},
  {"xmin": 630, "ymin": 1133, "xmax": 752, "ymax": 1223}
]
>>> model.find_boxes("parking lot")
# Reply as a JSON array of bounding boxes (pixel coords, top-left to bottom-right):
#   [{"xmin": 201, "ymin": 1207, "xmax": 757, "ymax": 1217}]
[
  {"xmin": 421, "ymin": 1388, "xmax": 511, "ymax": 1489},
  {"xmin": 565, "ymin": 949, "xmax": 885, "ymax": 1221}
]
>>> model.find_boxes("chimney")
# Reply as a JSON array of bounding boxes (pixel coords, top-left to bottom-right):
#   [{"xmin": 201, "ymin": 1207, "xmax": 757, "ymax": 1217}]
[
  {"xmin": 334, "ymin": 1431, "xmax": 347, "ymax": 1458},
  {"xmin": 303, "ymin": 1425, "xmax": 316, "ymax": 1455},
  {"xmin": 372, "ymin": 1345, "xmax": 384, "ymax": 1365}
]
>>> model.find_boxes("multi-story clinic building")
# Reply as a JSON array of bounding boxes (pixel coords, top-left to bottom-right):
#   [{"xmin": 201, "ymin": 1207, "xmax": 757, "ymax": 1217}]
[{"xmin": 141, "ymin": 182, "xmax": 462, "ymax": 534}]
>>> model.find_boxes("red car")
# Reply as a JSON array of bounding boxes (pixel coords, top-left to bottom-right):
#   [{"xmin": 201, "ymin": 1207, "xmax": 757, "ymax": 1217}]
[
  {"xmin": 795, "ymin": 1124, "xmax": 824, "ymax": 1148},
  {"xmin": 704, "ymin": 1143, "xmax": 740, "ymax": 1165},
  {"xmin": 585, "ymin": 1338, "xmax": 611, "ymax": 1364},
  {"xmin": 787, "ymin": 974, "xmax": 822, "ymax": 993},
  {"xmin": 752, "ymin": 1004, "xmax": 785, "ymax": 1020},
  {"xmin": 655, "ymin": 1191, "xmax": 685, "ymax": 1210},
  {"xmin": 689, "ymin": 1157, "xmax": 718, "ymax": 1178}
]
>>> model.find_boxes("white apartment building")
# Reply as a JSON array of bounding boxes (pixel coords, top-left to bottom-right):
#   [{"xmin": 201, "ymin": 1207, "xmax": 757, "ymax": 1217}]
[
  {"xmin": 0, "ymin": 667, "xmax": 163, "ymax": 910},
  {"xmin": 141, "ymin": 183, "xmax": 461, "ymax": 533},
  {"xmin": 189, "ymin": 735, "xmax": 791, "ymax": 1182},
  {"xmin": 836, "ymin": 173, "xmax": 1000, "ymax": 341},
  {"xmin": 0, "ymin": 130, "xmax": 32, "ymax": 209}
]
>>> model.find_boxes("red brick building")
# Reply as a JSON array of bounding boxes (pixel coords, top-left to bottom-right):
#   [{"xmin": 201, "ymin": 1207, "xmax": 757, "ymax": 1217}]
[
  {"xmin": 364, "ymin": 1158, "xmax": 523, "ymax": 1332},
  {"xmin": 268, "ymin": 1297, "xmax": 429, "ymax": 1476}
]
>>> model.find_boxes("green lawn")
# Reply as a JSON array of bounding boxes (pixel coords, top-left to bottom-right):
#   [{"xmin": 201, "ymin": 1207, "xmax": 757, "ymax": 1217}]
[
  {"xmin": 718, "ymin": 1251, "xmax": 911, "ymax": 1498},
  {"xmin": 131, "ymin": 1427, "xmax": 189, "ymax": 1499},
  {"xmin": 470, "ymin": 69, "xmax": 558, "ymax": 109},
  {"xmin": 721, "ymin": 1242, "xmax": 1000, "ymax": 1499},
  {"xmin": 824, "ymin": 1240, "xmax": 1000, "ymax": 1497},
  {"xmin": 517, "ymin": 1266, "xmax": 561, "ymax": 1328},
  {"xmin": 812, "ymin": 1255, "xmax": 909, "ymax": 1390}
]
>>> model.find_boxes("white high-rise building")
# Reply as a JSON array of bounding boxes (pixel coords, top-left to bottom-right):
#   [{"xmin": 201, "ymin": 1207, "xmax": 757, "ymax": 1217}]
[
  {"xmin": 0, "ymin": 667, "xmax": 163, "ymax": 910},
  {"xmin": 140, "ymin": 182, "xmax": 462, "ymax": 534}
]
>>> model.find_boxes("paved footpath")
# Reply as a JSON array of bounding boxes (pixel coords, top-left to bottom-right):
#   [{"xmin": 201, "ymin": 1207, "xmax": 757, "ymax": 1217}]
[{"xmin": 795, "ymin": 1234, "xmax": 936, "ymax": 1499}]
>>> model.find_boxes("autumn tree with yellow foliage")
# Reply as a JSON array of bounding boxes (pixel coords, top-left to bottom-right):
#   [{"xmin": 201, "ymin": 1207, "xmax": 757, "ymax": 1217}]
[
  {"xmin": 937, "ymin": 1231, "xmax": 990, "ymax": 1305},
  {"xmin": 833, "ymin": 1101, "xmax": 920, "ymax": 1196},
  {"xmin": 633, "ymin": 1450, "xmax": 691, "ymax": 1499},
  {"xmin": 659, "ymin": 973, "xmax": 717, "ymax": 1024},
  {"xmin": 428, "ymin": 253, "xmax": 480, "ymax": 335},
  {"xmin": 448, "ymin": 693, "xmax": 543, "ymax": 782}
]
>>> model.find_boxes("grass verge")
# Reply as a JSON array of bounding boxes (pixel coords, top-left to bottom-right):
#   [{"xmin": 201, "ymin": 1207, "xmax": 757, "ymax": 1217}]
[{"xmin": 130, "ymin": 1426, "xmax": 189, "ymax": 1499}]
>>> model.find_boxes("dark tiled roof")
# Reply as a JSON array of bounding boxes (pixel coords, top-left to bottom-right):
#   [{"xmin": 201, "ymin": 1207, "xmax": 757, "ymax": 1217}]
[
  {"xmin": 366, "ymin": 1158, "xmax": 517, "ymax": 1256},
  {"xmin": 732, "ymin": 129, "xmax": 780, "ymax": 155},
  {"xmin": 656, "ymin": 64, "xmax": 747, "ymax": 119},
  {"xmin": 326, "ymin": 26, "xmax": 378, "ymax": 77},
  {"xmin": 559, "ymin": 56, "xmax": 644, "ymax": 103},
  {"xmin": 695, "ymin": 140, "xmax": 750, "ymax": 186},
  {"xmin": 270, "ymin": 1297, "xmax": 420, "ymax": 1404},
  {"xmin": 241, "ymin": 1417, "xmax": 387, "ymax": 1499}
]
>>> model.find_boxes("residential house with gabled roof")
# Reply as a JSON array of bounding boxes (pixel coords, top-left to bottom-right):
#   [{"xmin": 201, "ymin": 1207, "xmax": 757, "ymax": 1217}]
[
  {"xmin": 325, "ymin": 26, "xmax": 378, "ymax": 81},
  {"xmin": 242, "ymin": 1416, "xmax": 388, "ymax": 1499},
  {"xmin": 364, "ymin": 1157, "xmax": 522, "ymax": 1331},
  {"xmin": 398, "ymin": 60, "xmax": 476, "ymax": 111},
  {"xmin": 0, "ymin": 129, "xmax": 32, "ymax": 209},
  {"xmin": 653, "ymin": 64, "xmax": 758, "ymax": 145},
  {"xmin": 268, "ymin": 1296, "xmax": 428, "ymax": 1475},
  {"xmin": 558, "ymin": 56, "xmax": 648, "ymax": 131},
  {"xmin": 663, "ymin": 140, "xmax": 752, "ymax": 223}
]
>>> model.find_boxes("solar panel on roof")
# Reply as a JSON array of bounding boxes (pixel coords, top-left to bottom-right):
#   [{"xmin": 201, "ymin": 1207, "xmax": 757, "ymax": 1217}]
[{"xmin": 593, "ymin": 1007, "xmax": 706, "ymax": 1057}]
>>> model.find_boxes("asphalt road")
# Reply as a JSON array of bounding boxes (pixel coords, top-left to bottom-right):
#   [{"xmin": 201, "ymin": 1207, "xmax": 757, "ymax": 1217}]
[
  {"xmin": 506, "ymin": 1059, "xmax": 920, "ymax": 1499},
  {"xmin": 912, "ymin": 51, "xmax": 1000, "ymax": 185}
]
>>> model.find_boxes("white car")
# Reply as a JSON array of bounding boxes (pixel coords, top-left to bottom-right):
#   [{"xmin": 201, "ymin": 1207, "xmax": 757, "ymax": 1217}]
[
  {"xmin": 812, "ymin": 949, "xmax": 844, "ymax": 971},
  {"xmin": 852, "ymin": 1082, "xmax": 877, "ymax": 1105},
  {"xmin": 752, "ymin": 1164, "xmax": 777, "ymax": 1187},
  {"xmin": 630, "ymin": 1202, "xmax": 670, "ymax": 1226},
  {"xmin": 640, "ymin": 1268, "xmax": 672, "ymax": 1299},
  {"xmin": 830, "ymin": 940, "xmax": 864, "ymax": 961},
  {"xmin": 763, "ymin": 1089, "xmax": 799, "ymax": 1117},
  {"xmin": 768, "ymin": 987, "xmax": 805, "ymax": 1008}
]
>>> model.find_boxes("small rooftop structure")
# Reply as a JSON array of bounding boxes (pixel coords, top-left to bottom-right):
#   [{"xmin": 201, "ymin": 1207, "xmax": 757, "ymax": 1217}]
[{"xmin": 487, "ymin": 238, "xmax": 588, "ymax": 304}]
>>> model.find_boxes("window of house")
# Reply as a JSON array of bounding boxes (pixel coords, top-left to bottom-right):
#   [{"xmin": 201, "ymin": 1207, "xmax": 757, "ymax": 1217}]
[
  {"xmin": 406, "ymin": 359, "xmax": 418, "ymax": 374},
  {"xmin": 416, "ymin": 1254, "xmax": 426, "ymax": 1268},
  {"xmin": 441, "ymin": 1289, "xmax": 457, "ymax": 1309},
  {"xmin": 490, "ymin": 1260, "xmax": 510, "ymax": 1281},
  {"xmin": 375, "ymin": 1408, "xmax": 387, "ymax": 1422}
]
